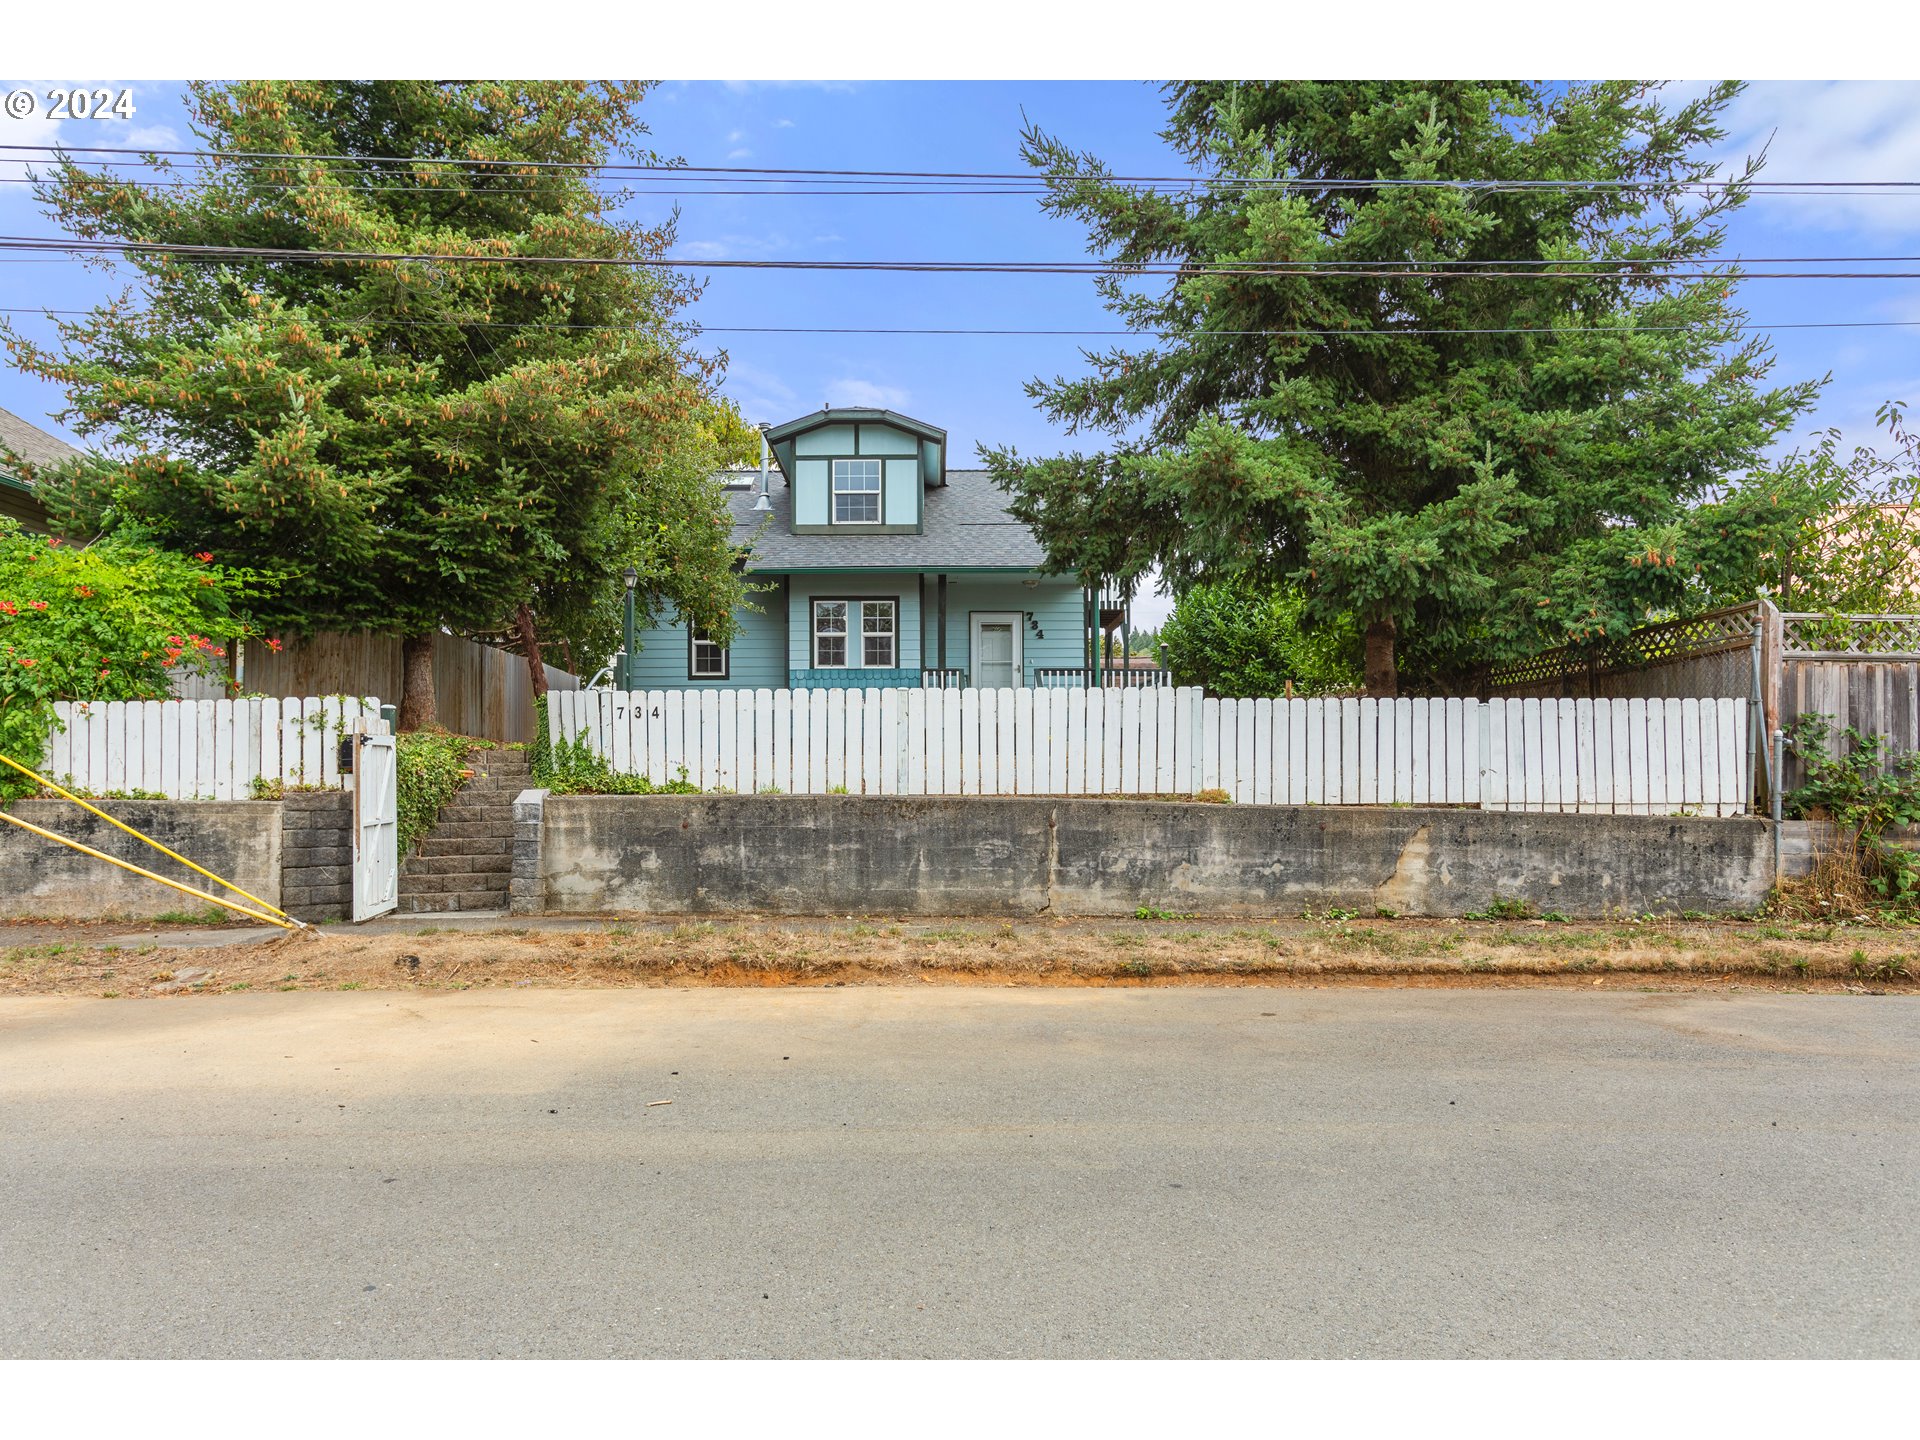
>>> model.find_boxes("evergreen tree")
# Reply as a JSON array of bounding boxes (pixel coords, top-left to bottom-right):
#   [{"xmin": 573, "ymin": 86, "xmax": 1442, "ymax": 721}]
[
  {"xmin": 4, "ymin": 81, "xmax": 745, "ymax": 726},
  {"xmin": 982, "ymin": 81, "xmax": 1821, "ymax": 693}
]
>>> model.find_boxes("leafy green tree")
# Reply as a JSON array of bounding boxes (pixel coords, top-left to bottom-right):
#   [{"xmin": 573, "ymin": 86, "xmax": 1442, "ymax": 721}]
[
  {"xmin": 1158, "ymin": 581, "xmax": 1361, "ymax": 696},
  {"xmin": 0, "ymin": 518, "xmax": 259, "ymax": 793},
  {"xmin": 1730, "ymin": 402, "xmax": 1920, "ymax": 616},
  {"xmin": 4, "ymin": 81, "xmax": 745, "ymax": 728},
  {"xmin": 983, "ymin": 81, "xmax": 1820, "ymax": 694}
]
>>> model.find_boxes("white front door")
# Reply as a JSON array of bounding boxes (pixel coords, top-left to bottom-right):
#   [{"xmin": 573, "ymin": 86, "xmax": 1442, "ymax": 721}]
[
  {"xmin": 352, "ymin": 732, "xmax": 399, "ymax": 922},
  {"xmin": 971, "ymin": 612, "xmax": 1023, "ymax": 689}
]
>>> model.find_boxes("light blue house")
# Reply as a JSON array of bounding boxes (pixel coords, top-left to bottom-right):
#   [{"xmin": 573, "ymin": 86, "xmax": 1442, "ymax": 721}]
[{"xmin": 626, "ymin": 406, "xmax": 1158, "ymax": 691}]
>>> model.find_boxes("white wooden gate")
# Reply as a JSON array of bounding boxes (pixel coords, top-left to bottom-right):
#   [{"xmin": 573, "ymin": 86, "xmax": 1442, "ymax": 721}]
[{"xmin": 351, "ymin": 732, "xmax": 399, "ymax": 922}]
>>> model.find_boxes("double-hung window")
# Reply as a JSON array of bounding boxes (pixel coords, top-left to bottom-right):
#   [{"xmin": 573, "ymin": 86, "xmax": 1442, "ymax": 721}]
[
  {"xmin": 813, "ymin": 601, "xmax": 848, "ymax": 668},
  {"xmin": 689, "ymin": 627, "xmax": 728, "ymax": 679},
  {"xmin": 832, "ymin": 458, "xmax": 882, "ymax": 524},
  {"xmin": 861, "ymin": 600, "xmax": 895, "ymax": 667},
  {"xmin": 812, "ymin": 599, "xmax": 896, "ymax": 669}
]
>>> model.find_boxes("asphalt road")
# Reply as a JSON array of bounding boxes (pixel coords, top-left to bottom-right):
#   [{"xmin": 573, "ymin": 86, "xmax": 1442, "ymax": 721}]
[{"xmin": 1, "ymin": 987, "xmax": 1913, "ymax": 1358}]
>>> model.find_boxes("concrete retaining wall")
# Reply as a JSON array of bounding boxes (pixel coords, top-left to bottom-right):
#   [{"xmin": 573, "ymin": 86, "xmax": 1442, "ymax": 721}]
[
  {"xmin": 531, "ymin": 795, "xmax": 1776, "ymax": 919},
  {"xmin": 1, "ymin": 799, "xmax": 283, "ymax": 920}
]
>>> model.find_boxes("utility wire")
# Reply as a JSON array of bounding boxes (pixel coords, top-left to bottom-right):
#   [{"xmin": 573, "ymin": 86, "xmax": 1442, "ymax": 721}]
[
  {"xmin": 4, "ymin": 142, "xmax": 1916, "ymax": 192},
  {"xmin": 6, "ymin": 305, "xmax": 1918, "ymax": 338},
  {"xmin": 5, "ymin": 236, "xmax": 1920, "ymax": 279}
]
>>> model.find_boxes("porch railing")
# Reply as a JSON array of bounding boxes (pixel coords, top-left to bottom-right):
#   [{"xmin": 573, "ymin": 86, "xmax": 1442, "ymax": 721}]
[
  {"xmin": 920, "ymin": 668, "xmax": 968, "ymax": 689},
  {"xmin": 1035, "ymin": 666, "xmax": 1171, "ymax": 689}
]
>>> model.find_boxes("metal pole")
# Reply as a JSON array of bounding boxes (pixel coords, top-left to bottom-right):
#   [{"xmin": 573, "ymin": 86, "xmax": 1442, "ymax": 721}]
[
  {"xmin": 1750, "ymin": 618, "xmax": 1769, "ymax": 812},
  {"xmin": 1092, "ymin": 581, "xmax": 1104, "ymax": 688},
  {"xmin": 1772, "ymin": 727, "xmax": 1786, "ymax": 890},
  {"xmin": 620, "ymin": 585, "xmax": 636, "ymax": 691}
]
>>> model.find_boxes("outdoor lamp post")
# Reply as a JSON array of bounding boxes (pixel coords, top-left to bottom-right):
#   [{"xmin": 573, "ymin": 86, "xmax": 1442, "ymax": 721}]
[{"xmin": 620, "ymin": 565, "xmax": 638, "ymax": 690}]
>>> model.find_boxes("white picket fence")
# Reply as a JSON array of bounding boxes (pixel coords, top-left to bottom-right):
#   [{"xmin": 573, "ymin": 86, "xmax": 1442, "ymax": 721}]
[
  {"xmin": 43, "ymin": 697, "xmax": 388, "ymax": 800},
  {"xmin": 549, "ymin": 688, "xmax": 1754, "ymax": 816}
]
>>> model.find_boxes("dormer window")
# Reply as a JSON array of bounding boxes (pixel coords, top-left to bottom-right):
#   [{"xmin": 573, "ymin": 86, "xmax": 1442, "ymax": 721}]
[{"xmin": 832, "ymin": 458, "xmax": 882, "ymax": 524}]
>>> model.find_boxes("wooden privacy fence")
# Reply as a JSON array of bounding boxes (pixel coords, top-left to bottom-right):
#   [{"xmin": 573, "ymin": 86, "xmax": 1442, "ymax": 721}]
[
  {"xmin": 550, "ymin": 688, "xmax": 1752, "ymax": 815},
  {"xmin": 43, "ymin": 697, "xmax": 387, "ymax": 800},
  {"xmin": 171, "ymin": 630, "xmax": 576, "ymax": 744}
]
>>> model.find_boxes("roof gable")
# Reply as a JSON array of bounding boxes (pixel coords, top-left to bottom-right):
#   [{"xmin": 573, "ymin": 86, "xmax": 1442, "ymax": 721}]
[{"xmin": 762, "ymin": 407, "xmax": 948, "ymax": 489}]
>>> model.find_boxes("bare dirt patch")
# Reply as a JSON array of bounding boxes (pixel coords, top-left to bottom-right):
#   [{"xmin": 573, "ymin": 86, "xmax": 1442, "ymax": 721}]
[{"xmin": 2, "ymin": 914, "xmax": 1917, "ymax": 1000}]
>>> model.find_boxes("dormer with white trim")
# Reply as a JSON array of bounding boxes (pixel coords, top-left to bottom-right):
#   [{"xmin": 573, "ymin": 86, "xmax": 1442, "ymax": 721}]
[{"xmin": 762, "ymin": 407, "xmax": 947, "ymax": 536}]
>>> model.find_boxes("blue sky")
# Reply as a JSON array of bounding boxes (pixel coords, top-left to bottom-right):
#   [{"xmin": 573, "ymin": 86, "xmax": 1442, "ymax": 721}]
[{"xmin": 2, "ymin": 80, "xmax": 1916, "ymax": 625}]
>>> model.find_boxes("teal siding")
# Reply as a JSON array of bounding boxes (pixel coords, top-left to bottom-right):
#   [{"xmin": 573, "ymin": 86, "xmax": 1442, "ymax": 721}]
[
  {"xmin": 627, "ymin": 573, "xmax": 1084, "ymax": 691},
  {"xmin": 794, "ymin": 423, "xmax": 858, "ymax": 456},
  {"xmin": 930, "ymin": 576, "xmax": 1084, "ymax": 685},
  {"xmin": 883, "ymin": 457, "xmax": 920, "ymax": 528},
  {"xmin": 629, "ymin": 596, "xmax": 788, "ymax": 690},
  {"xmin": 858, "ymin": 424, "xmax": 917, "ymax": 456},
  {"xmin": 793, "ymin": 459, "xmax": 830, "ymax": 526},
  {"xmin": 788, "ymin": 572, "xmax": 923, "ymax": 676}
]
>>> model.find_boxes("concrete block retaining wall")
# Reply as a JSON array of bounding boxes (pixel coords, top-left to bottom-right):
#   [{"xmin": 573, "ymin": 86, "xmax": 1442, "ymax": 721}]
[
  {"xmin": 280, "ymin": 792, "xmax": 353, "ymax": 921},
  {"xmin": 524, "ymin": 795, "xmax": 1778, "ymax": 920},
  {"xmin": 1, "ymin": 799, "xmax": 283, "ymax": 920}
]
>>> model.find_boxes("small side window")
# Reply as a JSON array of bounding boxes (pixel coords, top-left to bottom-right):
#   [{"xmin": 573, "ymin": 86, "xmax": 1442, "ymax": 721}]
[{"xmin": 690, "ymin": 627, "xmax": 729, "ymax": 679}]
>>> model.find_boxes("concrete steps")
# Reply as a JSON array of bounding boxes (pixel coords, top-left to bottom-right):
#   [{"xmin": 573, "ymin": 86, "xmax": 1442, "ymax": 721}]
[{"xmin": 397, "ymin": 747, "xmax": 531, "ymax": 914}]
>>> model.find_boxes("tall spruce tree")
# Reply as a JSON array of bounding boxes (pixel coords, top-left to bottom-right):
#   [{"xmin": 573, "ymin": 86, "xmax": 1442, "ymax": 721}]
[
  {"xmin": 4, "ymin": 81, "xmax": 745, "ymax": 726},
  {"xmin": 983, "ymin": 82, "xmax": 1822, "ymax": 694}
]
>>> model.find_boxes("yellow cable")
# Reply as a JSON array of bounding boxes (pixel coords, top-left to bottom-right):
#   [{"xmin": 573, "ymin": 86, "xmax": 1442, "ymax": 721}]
[
  {"xmin": 0, "ymin": 807, "xmax": 297, "ymax": 931},
  {"xmin": 0, "ymin": 751, "xmax": 294, "ymax": 922}
]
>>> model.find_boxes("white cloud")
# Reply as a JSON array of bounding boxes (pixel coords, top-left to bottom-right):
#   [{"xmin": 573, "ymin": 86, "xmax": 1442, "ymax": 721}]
[
  {"xmin": 726, "ymin": 147, "xmax": 752, "ymax": 160},
  {"xmin": 825, "ymin": 378, "xmax": 911, "ymax": 410},
  {"xmin": 1707, "ymin": 81, "xmax": 1920, "ymax": 234},
  {"xmin": 123, "ymin": 124, "xmax": 180, "ymax": 149},
  {"xmin": 773, "ymin": 118, "xmax": 795, "ymax": 128},
  {"xmin": 717, "ymin": 359, "xmax": 798, "ymax": 424},
  {"xmin": 726, "ymin": 128, "xmax": 747, "ymax": 143},
  {"xmin": 676, "ymin": 229, "xmax": 793, "ymax": 262}
]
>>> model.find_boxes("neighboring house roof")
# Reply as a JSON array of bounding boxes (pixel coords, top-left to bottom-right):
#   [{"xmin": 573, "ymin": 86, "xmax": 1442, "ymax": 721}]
[
  {"xmin": 727, "ymin": 468, "xmax": 1050, "ymax": 572},
  {"xmin": 0, "ymin": 406, "xmax": 82, "ymax": 481},
  {"xmin": 0, "ymin": 407, "xmax": 82, "ymax": 530}
]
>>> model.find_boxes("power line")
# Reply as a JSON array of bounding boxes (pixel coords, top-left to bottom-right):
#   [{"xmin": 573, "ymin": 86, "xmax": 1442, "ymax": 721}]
[
  {"xmin": 6, "ymin": 304, "xmax": 1918, "ymax": 338},
  {"xmin": 5, "ymin": 235, "xmax": 1920, "ymax": 280},
  {"xmin": 0, "ymin": 218, "xmax": 1905, "ymax": 267},
  {"xmin": 3, "ymin": 142, "xmax": 1917, "ymax": 193}
]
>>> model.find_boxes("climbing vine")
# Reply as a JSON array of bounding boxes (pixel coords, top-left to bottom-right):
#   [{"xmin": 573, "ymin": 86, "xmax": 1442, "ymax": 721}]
[{"xmin": 395, "ymin": 730, "xmax": 486, "ymax": 853}]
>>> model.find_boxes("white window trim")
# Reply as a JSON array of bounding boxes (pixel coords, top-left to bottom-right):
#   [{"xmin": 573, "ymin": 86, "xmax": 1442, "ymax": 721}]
[
  {"xmin": 969, "ymin": 611, "xmax": 1025, "ymax": 689},
  {"xmin": 812, "ymin": 597, "xmax": 898, "ymax": 670},
  {"xmin": 831, "ymin": 458, "xmax": 883, "ymax": 526},
  {"xmin": 860, "ymin": 599, "xmax": 897, "ymax": 670},
  {"xmin": 812, "ymin": 599, "xmax": 850, "ymax": 668},
  {"xmin": 689, "ymin": 626, "xmax": 729, "ymax": 679}
]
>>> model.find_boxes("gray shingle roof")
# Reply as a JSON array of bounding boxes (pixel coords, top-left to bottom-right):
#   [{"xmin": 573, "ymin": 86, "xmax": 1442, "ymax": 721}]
[
  {"xmin": 0, "ymin": 407, "xmax": 82, "ymax": 488},
  {"xmin": 726, "ymin": 469, "xmax": 1049, "ymax": 571}
]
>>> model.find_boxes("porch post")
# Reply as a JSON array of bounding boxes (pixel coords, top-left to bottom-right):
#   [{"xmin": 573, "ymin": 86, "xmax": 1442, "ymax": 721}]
[
  {"xmin": 937, "ymin": 573, "xmax": 948, "ymax": 674},
  {"xmin": 1092, "ymin": 580, "xmax": 1103, "ymax": 688}
]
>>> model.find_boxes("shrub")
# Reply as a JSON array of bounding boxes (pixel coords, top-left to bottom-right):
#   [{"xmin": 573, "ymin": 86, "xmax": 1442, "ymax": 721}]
[
  {"xmin": 1158, "ymin": 580, "xmax": 1362, "ymax": 697},
  {"xmin": 0, "ymin": 518, "xmax": 264, "ymax": 795},
  {"xmin": 1783, "ymin": 714, "xmax": 1920, "ymax": 914}
]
